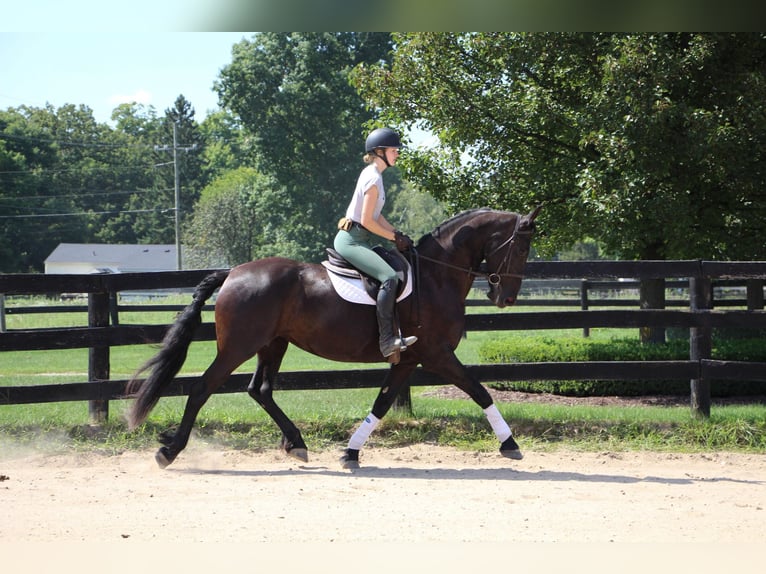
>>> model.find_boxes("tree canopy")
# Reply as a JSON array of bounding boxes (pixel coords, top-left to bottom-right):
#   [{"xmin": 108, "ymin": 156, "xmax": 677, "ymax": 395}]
[
  {"xmin": 0, "ymin": 98, "xmax": 207, "ymax": 271},
  {"xmin": 353, "ymin": 33, "xmax": 766, "ymax": 260},
  {"xmin": 215, "ymin": 32, "xmax": 394, "ymax": 261},
  {"xmin": 4, "ymin": 33, "xmax": 765, "ymax": 273}
]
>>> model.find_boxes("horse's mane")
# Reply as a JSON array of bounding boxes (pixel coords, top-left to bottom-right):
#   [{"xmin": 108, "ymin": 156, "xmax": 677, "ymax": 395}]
[{"xmin": 417, "ymin": 207, "xmax": 497, "ymax": 247}]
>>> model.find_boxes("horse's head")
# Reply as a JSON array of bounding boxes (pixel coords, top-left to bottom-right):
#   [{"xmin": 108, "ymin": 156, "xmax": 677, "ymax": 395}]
[{"xmin": 484, "ymin": 206, "xmax": 540, "ymax": 308}]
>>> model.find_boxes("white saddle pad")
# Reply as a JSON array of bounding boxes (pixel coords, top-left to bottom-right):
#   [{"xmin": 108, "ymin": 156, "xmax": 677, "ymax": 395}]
[{"xmin": 321, "ymin": 261, "xmax": 413, "ymax": 306}]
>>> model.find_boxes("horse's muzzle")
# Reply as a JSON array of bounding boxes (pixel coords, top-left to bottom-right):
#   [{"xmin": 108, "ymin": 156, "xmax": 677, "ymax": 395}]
[{"xmin": 487, "ymin": 290, "xmax": 516, "ymax": 308}]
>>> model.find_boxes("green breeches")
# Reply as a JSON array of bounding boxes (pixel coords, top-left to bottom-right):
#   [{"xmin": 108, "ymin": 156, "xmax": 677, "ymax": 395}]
[{"xmin": 333, "ymin": 227, "xmax": 397, "ymax": 284}]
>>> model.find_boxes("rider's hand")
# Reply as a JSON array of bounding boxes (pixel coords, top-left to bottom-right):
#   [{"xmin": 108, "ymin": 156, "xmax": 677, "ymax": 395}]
[{"xmin": 394, "ymin": 230, "xmax": 414, "ymax": 252}]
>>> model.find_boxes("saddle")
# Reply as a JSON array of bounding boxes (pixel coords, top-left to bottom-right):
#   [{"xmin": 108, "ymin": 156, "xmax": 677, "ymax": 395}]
[{"xmin": 322, "ymin": 246, "xmax": 411, "ymax": 302}]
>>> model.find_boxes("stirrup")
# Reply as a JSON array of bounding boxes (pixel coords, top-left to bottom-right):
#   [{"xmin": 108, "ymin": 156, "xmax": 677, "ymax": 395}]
[{"xmin": 382, "ymin": 335, "xmax": 417, "ymax": 358}]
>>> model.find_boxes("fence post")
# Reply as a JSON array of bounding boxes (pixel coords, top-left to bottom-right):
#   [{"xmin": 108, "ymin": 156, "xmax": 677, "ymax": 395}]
[
  {"xmin": 88, "ymin": 289, "xmax": 110, "ymax": 424},
  {"xmin": 746, "ymin": 279, "xmax": 764, "ymax": 311},
  {"xmin": 393, "ymin": 383, "xmax": 413, "ymax": 414},
  {"xmin": 0, "ymin": 293, "xmax": 5, "ymax": 333},
  {"xmin": 689, "ymin": 271, "xmax": 712, "ymax": 418},
  {"xmin": 109, "ymin": 291, "xmax": 119, "ymax": 326},
  {"xmin": 640, "ymin": 278, "xmax": 666, "ymax": 344},
  {"xmin": 580, "ymin": 279, "xmax": 590, "ymax": 337}
]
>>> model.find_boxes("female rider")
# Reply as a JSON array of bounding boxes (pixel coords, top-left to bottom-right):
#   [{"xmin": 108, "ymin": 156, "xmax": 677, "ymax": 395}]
[{"xmin": 333, "ymin": 127, "xmax": 417, "ymax": 360}]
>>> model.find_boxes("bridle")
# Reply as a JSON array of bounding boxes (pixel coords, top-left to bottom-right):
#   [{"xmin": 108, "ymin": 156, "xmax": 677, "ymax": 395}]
[
  {"xmin": 484, "ymin": 216, "xmax": 534, "ymax": 284},
  {"xmin": 404, "ymin": 213, "xmax": 533, "ymax": 330},
  {"xmin": 411, "ymin": 213, "xmax": 533, "ymax": 284}
]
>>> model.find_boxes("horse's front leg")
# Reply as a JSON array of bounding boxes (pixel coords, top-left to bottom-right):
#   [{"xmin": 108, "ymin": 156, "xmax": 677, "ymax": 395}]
[
  {"xmin": 340, "ymin": 362, "xmax": 417, "ymax": 469},
  {"xmin": 422, "ymin": 350, "xmax": 523, "ymax": 460}
]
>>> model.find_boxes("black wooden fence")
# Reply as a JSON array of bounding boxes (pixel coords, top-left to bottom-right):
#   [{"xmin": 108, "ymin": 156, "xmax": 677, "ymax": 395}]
[{"xmin": 1, "ymin": 260, "xmax": 765, "ymax": 422}]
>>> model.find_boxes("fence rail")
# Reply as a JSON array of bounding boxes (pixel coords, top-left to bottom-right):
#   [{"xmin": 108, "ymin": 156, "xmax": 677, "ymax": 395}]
[{"xmin": 1, "ymin": 260, "xmax": 766, "ymax": 421}]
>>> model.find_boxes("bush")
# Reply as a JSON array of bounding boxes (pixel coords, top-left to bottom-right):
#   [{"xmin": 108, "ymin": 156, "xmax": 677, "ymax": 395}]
[{"xmin": 479, "ymin": 336, "xmax": 766, "ymax": 397}]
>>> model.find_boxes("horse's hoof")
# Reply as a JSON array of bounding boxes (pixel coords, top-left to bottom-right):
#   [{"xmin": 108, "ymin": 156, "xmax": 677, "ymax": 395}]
[
  {"xmin": 500, "ymin": 449, "xmax": 524, "ymax": 460},
  {"xmin": 155, "ymin": 448, "xmax": 173, "ymax": 469},
  {"xmin": 499, "ymin": 436, "xmax": 523, "ymax": 460},
  {"xmin": 287, "ymin": 448, "xmax": 309, "ymax": 463},
  {"xmin": 340, "ymin": 457, "xmax": 360, "ymax": 470},
  {"xmin": 339, "ymin": 449, "xmax": 360, "ymax": 469}
]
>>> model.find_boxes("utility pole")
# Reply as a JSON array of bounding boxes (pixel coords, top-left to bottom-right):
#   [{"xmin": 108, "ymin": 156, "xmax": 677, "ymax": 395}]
[{"xmin": 154, "ymin": 122, "xmax": 197, "ymax": 270}]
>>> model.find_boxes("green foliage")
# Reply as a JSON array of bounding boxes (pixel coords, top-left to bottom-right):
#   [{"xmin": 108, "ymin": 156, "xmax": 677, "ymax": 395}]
[
  {"xmin": 182, "ymin": 167, "xmax": 292, "ymax": 267},
  {"xmin": 353, "ymin": 33, "xmax": 766, "ymax": 261},
  {"xmin": 0, "ymin": 104, "xmax": 138, "ymax": 271},
  {"xmin": 386, "ymin": 181, "xmax": 448, "ymax": 240},
  {"xmin": 215, "ymin": 32, "xmax": 394, "ymax": 261},
  {"xmin": 0, "ymin": 98, "xmax": 207, "ymax": 271},
  {"xmin": 479, "ymin": 335, "xmax": 766, "ymax": 396},
  {"xmin": 126, "ymin": 95, "xmax": 206, "ymax": 245}
]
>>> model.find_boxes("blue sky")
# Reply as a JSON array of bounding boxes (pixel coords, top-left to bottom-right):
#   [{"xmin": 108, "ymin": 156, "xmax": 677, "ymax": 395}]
[{"xmin": 0, "ymin": 32, "xmax": 248, "ymax": 124}]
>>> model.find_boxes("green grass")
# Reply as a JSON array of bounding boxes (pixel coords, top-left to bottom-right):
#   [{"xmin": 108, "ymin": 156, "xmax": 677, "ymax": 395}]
[
  {"xmin": 3, "ymin": 385, "xmax": 764, "ymax": 457},
  {"xmin": 2, "ymin": 294, "xmax": 765, "ymax": 456}
]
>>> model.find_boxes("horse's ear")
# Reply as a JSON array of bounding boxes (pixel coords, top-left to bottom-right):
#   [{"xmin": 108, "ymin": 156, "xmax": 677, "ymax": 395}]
[{"xmin": 527, "ymin": 205, "xmax": 542, "ymax": 222}]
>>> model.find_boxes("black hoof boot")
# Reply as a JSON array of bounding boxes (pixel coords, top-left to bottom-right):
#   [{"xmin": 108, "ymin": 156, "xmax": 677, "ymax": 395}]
[
  {"xmin": 499, "ymin": 436, "xmax": 523, "ymax": 460},
  {"xmin": 158, "ymin": 428, "xmax": 176, "ymax": 446},
  {"xmin": 339, "ymin": 448, "xmax": 360, "ymax": 469}
]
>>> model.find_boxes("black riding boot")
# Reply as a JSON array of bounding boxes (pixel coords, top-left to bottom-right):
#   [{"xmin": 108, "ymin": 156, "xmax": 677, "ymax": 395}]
[{"xmin": 377, "ymin": 278, "xmax": 417, "ymax": 358}]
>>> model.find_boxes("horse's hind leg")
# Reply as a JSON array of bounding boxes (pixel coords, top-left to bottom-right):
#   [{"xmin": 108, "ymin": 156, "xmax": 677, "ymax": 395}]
[
  {"xmin": 247, "ymin": 338, "xmax": 308, "ymax": 462},
  {"xmin": 156, "ymin": 356, "xmax": 234, "ymax": 468}
]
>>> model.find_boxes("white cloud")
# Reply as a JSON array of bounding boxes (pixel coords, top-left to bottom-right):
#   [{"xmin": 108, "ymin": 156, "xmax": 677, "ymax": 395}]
[{"xmin": 108, "ymin": 89, "xmax": 153, "ymax": 106}]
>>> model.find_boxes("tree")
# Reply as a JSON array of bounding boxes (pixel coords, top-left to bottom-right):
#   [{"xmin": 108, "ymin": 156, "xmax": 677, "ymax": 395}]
[
  {"xmin": 129, "ymin": 95, "xmax": 206, "ymax": 246},
  {"xmin": 215, "ymin": 32, "xmax": 394, "ymax": 261},
  {"xmin": 182, "ymin": 167, "xmax": 290, "ymax": 268},
  {"xmin": 352, "ymin": 33, "xmax": 766, "ymax": 261},
  {"xmin": 387, "ymin": 181, "xmax": 447, "ymax": 241},
  {"xmin": 0, "ymin": 104, "xmax": 135, "ymax": 271},
  {"xmin": 96, "ymin": 103, "xmax": 164, "ymax": 245},
  {"xmin": 353, "ymin": 33, "xmax": 766, "ymax": 342},
  {"xmin": 198, "ymin": 109, "xmax": 255, "ymax": 182}
]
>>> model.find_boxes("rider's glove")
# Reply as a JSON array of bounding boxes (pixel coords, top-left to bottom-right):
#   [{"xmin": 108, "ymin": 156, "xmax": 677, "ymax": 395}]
[{"xmin": 394, "ymin": 230, "xmax": 414, "ymax": 252}]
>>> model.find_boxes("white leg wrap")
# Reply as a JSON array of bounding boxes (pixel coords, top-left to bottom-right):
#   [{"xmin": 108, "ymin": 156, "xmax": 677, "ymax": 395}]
[
  {"xmin": 484, "ymin": 404, "xmax": 512, "ymax": 442},
  {"xmin": 348, "ymin": 413, "xmax": 380, "ymax": 450}
]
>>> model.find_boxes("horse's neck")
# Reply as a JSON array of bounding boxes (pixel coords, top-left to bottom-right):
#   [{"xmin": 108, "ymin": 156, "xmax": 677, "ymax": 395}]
[
  {"xmin": 419, "ymin": 224, "xmax": 486, "ymax": 293},
  {"xmin": 425, "ymin": 213, "xmax": 493, "ymax": 269},
  {"xmin": 427, "ymin": 239, "xmax": 482, "ymax": 271}
]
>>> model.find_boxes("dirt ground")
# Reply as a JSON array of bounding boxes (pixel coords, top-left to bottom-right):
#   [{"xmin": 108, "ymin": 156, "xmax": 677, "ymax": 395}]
[
  {"xmin": 1, "ymin": 442, "xmax": 764, "ymax": 541},
  {"xmin": 2, "ymin": 390, "xmax": 765, "ymax": 571},
  {"xmin": 1, "ymin": 442, "xmax": 764, "ymax": 572}
]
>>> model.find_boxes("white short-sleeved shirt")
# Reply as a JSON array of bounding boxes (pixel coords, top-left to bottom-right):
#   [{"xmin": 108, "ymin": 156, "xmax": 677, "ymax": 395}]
[{"xmin": 344, "ymin": 164, "xmax": 385, "ymax": 223}]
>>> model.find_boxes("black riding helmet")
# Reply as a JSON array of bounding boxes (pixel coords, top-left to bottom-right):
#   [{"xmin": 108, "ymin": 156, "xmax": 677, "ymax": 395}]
[{"xmin": 365, "ymin": 127, "xmax": 403, "ymax": 153}]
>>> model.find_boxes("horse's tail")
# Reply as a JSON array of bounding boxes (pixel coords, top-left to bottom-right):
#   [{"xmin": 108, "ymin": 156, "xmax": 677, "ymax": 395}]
[{"xmin": 125, "ymin": 269, "xmax": 230, "ymax": 429}]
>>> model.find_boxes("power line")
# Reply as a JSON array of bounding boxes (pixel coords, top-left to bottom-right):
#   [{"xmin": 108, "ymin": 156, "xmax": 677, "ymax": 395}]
[
  {"xmin": 0, "ymin": 188, "xmax": 170, "ymax": 202},
  {"xmin": 0, "ymin": 162, "xmax": 167, "ymax": 177},
  {"xmin": 0, "ymin": 131, "xmax": 154, "ymax": 150},
  {"xmin": 0, "ymin": 208, "xmax": 169, "ymax": 220}
]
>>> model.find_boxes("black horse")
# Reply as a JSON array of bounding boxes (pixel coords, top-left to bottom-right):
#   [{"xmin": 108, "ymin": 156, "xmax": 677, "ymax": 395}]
[{"xmin": 126, "ymin": 207, "xmax": 540, "ymax": 468}]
